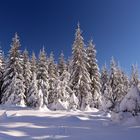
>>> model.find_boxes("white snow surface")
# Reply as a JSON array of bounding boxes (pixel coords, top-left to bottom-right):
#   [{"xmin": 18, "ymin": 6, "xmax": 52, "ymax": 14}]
[{"xmin": 0, "ymin": 105, "xmax": 140, "ymax": 140}]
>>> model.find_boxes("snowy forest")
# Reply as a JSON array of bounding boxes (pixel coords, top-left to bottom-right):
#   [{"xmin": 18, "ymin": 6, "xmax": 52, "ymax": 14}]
[{"xmin": 0, "ymin": 24, "xmax": 140, "ymax": 115}]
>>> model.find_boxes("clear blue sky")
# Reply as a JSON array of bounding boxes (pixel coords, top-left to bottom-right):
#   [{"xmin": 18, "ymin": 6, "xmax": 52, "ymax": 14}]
[{"xmin": 0, "ymin": 0, "xmax": 140, "ymax": 73}]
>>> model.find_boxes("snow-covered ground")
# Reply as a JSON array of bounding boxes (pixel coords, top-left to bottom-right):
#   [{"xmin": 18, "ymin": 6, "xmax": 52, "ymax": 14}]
[{"xmin": 0, "ymin": 106, "xmax": 140, "ymax": 140}]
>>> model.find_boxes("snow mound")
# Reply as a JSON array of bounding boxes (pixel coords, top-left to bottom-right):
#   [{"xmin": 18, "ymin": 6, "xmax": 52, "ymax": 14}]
[
  {"xmin": 37, "ymin": 105, "xmax": 50, "ymax": 112},
  {"xmin": 111, "ymin": 112, "xmax": 124, "ymax": 123},
  {"xmin": 111, "ymin": 111, "xmax": 140, "ymax": 126},
  {"xmin": 82, "ymin": 105, "xmax": 92, "ymax": 112},
  {"xmin": 49, "ymin": 99, "xmax": 69, "ymax": 110},
  {"xmin": 123, "ymin": 116, "xmax": 138, "ymax": 126},
  {"xmin": 90, "ymin": 107, "xmax": 99, "ymax": 112},
  {"xmin": 122, "ymin": 112, "xmax": 140, "ymax": 126}
]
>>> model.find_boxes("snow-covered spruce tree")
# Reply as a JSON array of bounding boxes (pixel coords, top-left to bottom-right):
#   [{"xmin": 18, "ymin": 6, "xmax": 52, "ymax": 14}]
[
  {"xmin": 37, "ymin": 48, "xmax": 49, "ymax": 108},
  {"xmin": 27, "ymin": 69, "xmax": 43, "ymax": 108},
  {"xmin": 27, "ymin": 52, "xmax": 43, "ymax": 108},
  {"xmin": 100, "ymin": 64, "xmax": 112, "ymax": 111},
  {"xmin": 0, "ymin": 47, "xmax": 5, "ymax": 103},
  {"xmin": 67, "ymin": 57, "xmax": 73, "ymax": 74},
  {"xmin": 120, "ymin": 65, "xmax": 140, "ymax": 115},
  {"xmin": 107, "ymin": 57, "xmax": 119, "ymax": 110},
  {"xmin": 67, "ymin": 47, "xmax": 79, "ymax": 111},
  {"xmin": 30, "ymin": 52, "xmax": 37, "ymax": 74},
  {"xmin": 1, "ymin": 33, "xmax": 25, "ymax": 106},
  {"xmin": 130, "ymin": 64, "xmax": 139, "ymax": 87},
  {"xmin": 120, "ymin": 86, "xmax": 140, "ymax": 115},
  {"xmin": 107, "ymin": 58, "xmax": 129, "ymax": 111},
  {"xmin": 102, "ymin": 84, "xmax": 113, "ymax": 111},
  {"xmin": 23, "ymin": 49, "xmax": 32, "ymax": 98},
  {"xmin": 60, "ymin": 69, "xmax": 78, "ymax": 110},
  {"xmin": 50, "ymin": 53, "xmax": 75, "ymax": 110},
  {"xmin": 115, "ymin": 68, "xmax": 129, "ymax": 110},
  {"xmin": 101, "ymin": 59, "xmax": 129, "ymax": 111},
  {"xmin": 48, "ymin": 52, "xmax": 58, "ymax": 104},
  {"xmin": 70, "ymin": 24, "xmax": 92, "ymax": 110},
  {"xmin": 118, "ymin": 69, "xmax": 129, "ymax": 97},
  {"xmin": 86, "ymin": 40, "xmax": 101, "ymax": 108},
  {"xmin": 48, "ymin": 52, "xmax": 58, "ymax": 78},
  {"xmin": 59, "ymin": 69, "xmax": 72, "ymax": 103},
  {"xmin": 101, "ymin": 64, "xmax": 109, "ymax": 95},
  {"xmin": 58, "ymin": 52, "xmax": 67, "ymax": 76},
  {"xmin": 50, "ymin": 68, "xmax": 73, "ymax": 110}
]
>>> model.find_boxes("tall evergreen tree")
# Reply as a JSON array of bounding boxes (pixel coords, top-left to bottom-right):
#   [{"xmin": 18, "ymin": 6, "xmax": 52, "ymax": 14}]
[
  {"xmin": 49, "ymin": 69, "xmax": 73, "ymax": 110},
  {"xmin": 107, "ymin": 58, "xmax": 129, "ymax": 111},
  {"xmin": 107, "ymin": 58, "xmax": 119, "ymax": 110},
  {"xmin": 48, "ymin": 52, "xmax": 58, "ymax": 104},
  {"xmin": 59, "ymin": 70, "xmax": 71, "ymax": 101},
  {"xmin": 27, "ymin": 53, "xmax": 43, "ymax": 108},
  {"xmin": 58, "ymin": 52, "xmax": 66, "ymax": 76},
  {"xmin": 23, "ymin": 49, "xmax": 32, "ymax": 98},
  {"xmin": 48, "ymin": 52, "xmax": 57, "ymax": 78},
  {"xmin": 102, "ymin": 59, "xmax": 130, "ymax": 111},
  {"xmin": 121, "ymin": 70, "xmax": 129, "ymax": 94},
  {"xmin": 31, "ymin": 52, "xmax": 37, "ymax": 74},
  {"xmin": 0, "ymin": 47, "xmax": 5, "ymax": 103},
  {"xmin": 116, "ymin": 68, "xmax": 129, "ymax": 100},
  {"xmin": 1, "ymin": 33, "xmax": 25, "ymax": 106},
  {"xmin": 27, "ymin": 69, "xmax": 42, "ymax": 108},
  {"xmin": 86, "ymin": 40, "xmax": 101, "ymax": 108},
  {"xmin": 37, "ymin": 48, "xmax": 49, "ymax": 107},
  {"xmin": 60, "ymin": 69, "xmax": 72, "ymax": 101},
  {"xmin": 130, "ymin": 64, "xmax": 139, "ymax": 87},
  {"xmin": 101, "ymin": 64, "xmax": 109, "ymax": 95},
  {"xmin": 70, "ymin": 24, "xmax": 92, "ymax": 110}
]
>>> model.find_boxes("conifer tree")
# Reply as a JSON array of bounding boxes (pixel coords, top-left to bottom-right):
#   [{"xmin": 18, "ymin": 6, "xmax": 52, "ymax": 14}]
[
  {"xmin": 1, "ymin": 33, "xmax": 25, "ymax": 106},
  {"xmin": 116, "ymin": 68, "xmax": 129, "ymax": 101},
  {"xmin": 48, "ymin": 52, "xmax": 58, "ymax": 104},
  {"xmin": 70, "ymin": 24, "xmax": 92, "ymax": 110},
  {"xmin": 0, "ymin": 47, "xmax": 5, "ymax": 103},
  {"xmin": 122, "ymin": 71, "xmax": 130, "ymax": 94},
  {"xmin": 48, "ymin": 52, "xmax": 57, "ymax": 78},
  {"xmin": 107, "ymin": 58, "xmax": 129, "ymax": 111},
  {"xmin": 23, "ymin": 49, "xmax": 32, "ymax": 97},
  {"xmin": 86, "ymin": 40, "xmax": 101, "ymax": 108},
  {"xmin": 130, "ymin": 64, "xmax": 139, "ymax": 87},
  {"xmin": 120, "ymin": 86, "xmax": 140, "ymax": 115},
  {"xmin": 27, "ymin": 53, "xmax": 43, "ymax": 108},
  {"xmin": 101, "ymin": 64, "xmax": 109, "ymax": 95},
  {"xmin": 52, "ymin": 69, "xmax": 72, "ymax": 108},
  {"xmin": 60, "ymin": 69, "xmax": 72, "ymax": 102},
  {"xmin": 27, "ymin": 70, "xmax": 41, "ymax": 107},
  {"xmin": 58, "ymin": 52, "xmax": 66, "ymax": 76},
  {"xmin": 102, "ymin": 59, "xmax": 130, "ymax": 111},
  {"xmin": 37, "ymin": 48, "xmax": 49, "ymax": 107},
  {"xmin": 31, "ymin": 52, "xmax": 37, "ymax": 74}
]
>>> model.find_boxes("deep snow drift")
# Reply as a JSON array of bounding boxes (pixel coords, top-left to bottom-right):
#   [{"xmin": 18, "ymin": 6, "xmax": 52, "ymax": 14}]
[{"xmin": 0, "ymin": 105, "xmax": 140, "ymax": 140}]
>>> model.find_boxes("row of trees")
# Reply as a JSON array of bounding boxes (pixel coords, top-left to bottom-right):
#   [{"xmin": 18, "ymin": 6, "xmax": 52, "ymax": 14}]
[
  {"xmin": 101, "ymin": 59, "xmax": 139, "ymax": 112},
  {"xmin": 0, "ymin": 24, "xmax": 140, "ymax": 113}
]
